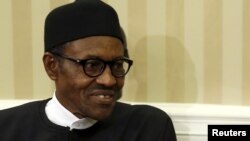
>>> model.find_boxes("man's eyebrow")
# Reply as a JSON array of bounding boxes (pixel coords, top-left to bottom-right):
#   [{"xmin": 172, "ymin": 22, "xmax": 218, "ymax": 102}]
[{"xmin": 81, "ymin": 55, "xmax": 124, "ymax": 60}]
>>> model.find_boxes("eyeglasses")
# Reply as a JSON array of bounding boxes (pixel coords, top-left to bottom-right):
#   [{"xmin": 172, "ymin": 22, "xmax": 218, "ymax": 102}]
[{"xmin": 52, "ymin": 52, "xmax": 133, "ymax": 78}]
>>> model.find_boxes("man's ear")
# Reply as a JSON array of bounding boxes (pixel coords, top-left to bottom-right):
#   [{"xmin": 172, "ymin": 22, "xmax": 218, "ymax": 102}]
[{"xmin": 43, "ymin": 52, "xmax": 59, "ymax": 80}]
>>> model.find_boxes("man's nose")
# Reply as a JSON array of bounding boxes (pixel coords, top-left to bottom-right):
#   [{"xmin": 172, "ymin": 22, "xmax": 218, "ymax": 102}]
[{"xmin": 96, "ymin": 66, "xmax": 116, "ymax": 87}]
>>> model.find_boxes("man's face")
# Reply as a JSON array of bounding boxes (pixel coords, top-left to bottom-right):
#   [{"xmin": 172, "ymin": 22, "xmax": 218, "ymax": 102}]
[{"xmin": 54, "ymin": 36, "xmax": 125, "ymax": 120}]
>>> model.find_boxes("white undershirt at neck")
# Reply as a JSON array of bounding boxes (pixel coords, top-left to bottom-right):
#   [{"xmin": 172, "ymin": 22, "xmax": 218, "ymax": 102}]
[{"xmin": 45, "ymin": 93, "xmax": 97, "ymax": 130}]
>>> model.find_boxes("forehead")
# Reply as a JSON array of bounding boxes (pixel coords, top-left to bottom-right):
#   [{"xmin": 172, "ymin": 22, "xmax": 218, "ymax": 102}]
[{"xmin": 64, "ymin": 36, "xmax": 124, "ymax": 59}]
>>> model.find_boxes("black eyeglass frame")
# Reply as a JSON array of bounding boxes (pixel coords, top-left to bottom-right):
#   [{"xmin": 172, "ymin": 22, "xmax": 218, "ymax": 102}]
[{"xmin": 51, "ymin": 52, "xmax": 133, "ymax": 78}]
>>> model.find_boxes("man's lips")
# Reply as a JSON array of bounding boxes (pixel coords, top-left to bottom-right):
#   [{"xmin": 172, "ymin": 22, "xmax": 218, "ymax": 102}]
[{"xmin": 91, "ymin": 89, "xmax": 115, "ymax": 104}]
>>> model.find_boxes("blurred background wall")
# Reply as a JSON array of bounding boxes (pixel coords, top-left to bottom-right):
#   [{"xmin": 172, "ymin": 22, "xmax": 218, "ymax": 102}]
[{"xmin": 0, "ymin": 0, "xmax": 249, "ymax": 106}]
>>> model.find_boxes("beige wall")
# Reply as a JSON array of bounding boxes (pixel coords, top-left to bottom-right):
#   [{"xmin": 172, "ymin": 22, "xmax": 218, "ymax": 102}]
[{"xmin": 0, "ymin": 0, "xmax": 249, "ymax": 106}]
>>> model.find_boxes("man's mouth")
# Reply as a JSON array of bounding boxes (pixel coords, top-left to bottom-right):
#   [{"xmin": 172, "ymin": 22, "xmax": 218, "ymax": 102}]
[
  {"xmin": 91, "ymin": 90, "xmax": 116, "ymax": 105},
  {"xmin": 97, "ymin": 94, "xmax": 113, "ymax": 99}
]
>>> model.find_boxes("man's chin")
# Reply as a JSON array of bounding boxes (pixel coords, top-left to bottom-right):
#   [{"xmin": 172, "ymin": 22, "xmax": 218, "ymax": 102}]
[{"xmin": 90, "ymin": 103, "xmax": 116, "ymax": 121}]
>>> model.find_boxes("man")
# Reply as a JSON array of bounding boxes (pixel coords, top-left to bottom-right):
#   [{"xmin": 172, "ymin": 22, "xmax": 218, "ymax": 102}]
[{"xmin": 0, "ymin": 0, "xmax": 176, "ymax": 140}]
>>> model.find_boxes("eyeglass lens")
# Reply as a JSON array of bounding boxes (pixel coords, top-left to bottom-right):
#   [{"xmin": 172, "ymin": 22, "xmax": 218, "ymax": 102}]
[{"xmin": 82, "ymin": 59, "xmax": 130, "ymax": 77}]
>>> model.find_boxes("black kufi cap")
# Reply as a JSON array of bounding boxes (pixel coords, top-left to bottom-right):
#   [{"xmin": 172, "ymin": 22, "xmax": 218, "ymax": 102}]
[{"xmin": 44, "ymin": 0, "xmax": 123, "ymax": 52}]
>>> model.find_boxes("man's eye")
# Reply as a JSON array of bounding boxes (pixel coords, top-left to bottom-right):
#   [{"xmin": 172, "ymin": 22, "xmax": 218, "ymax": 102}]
[
  {"xmin": 113, "ymin": 61, "xmax": 124, "ymax": 69},
  {"xmin": 84, "ymin": 60, "xmax": 104, "ymax": 71},
  {"xmin": 85, "ymin": 61, "xmax": 101, "ymax": 68}
]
